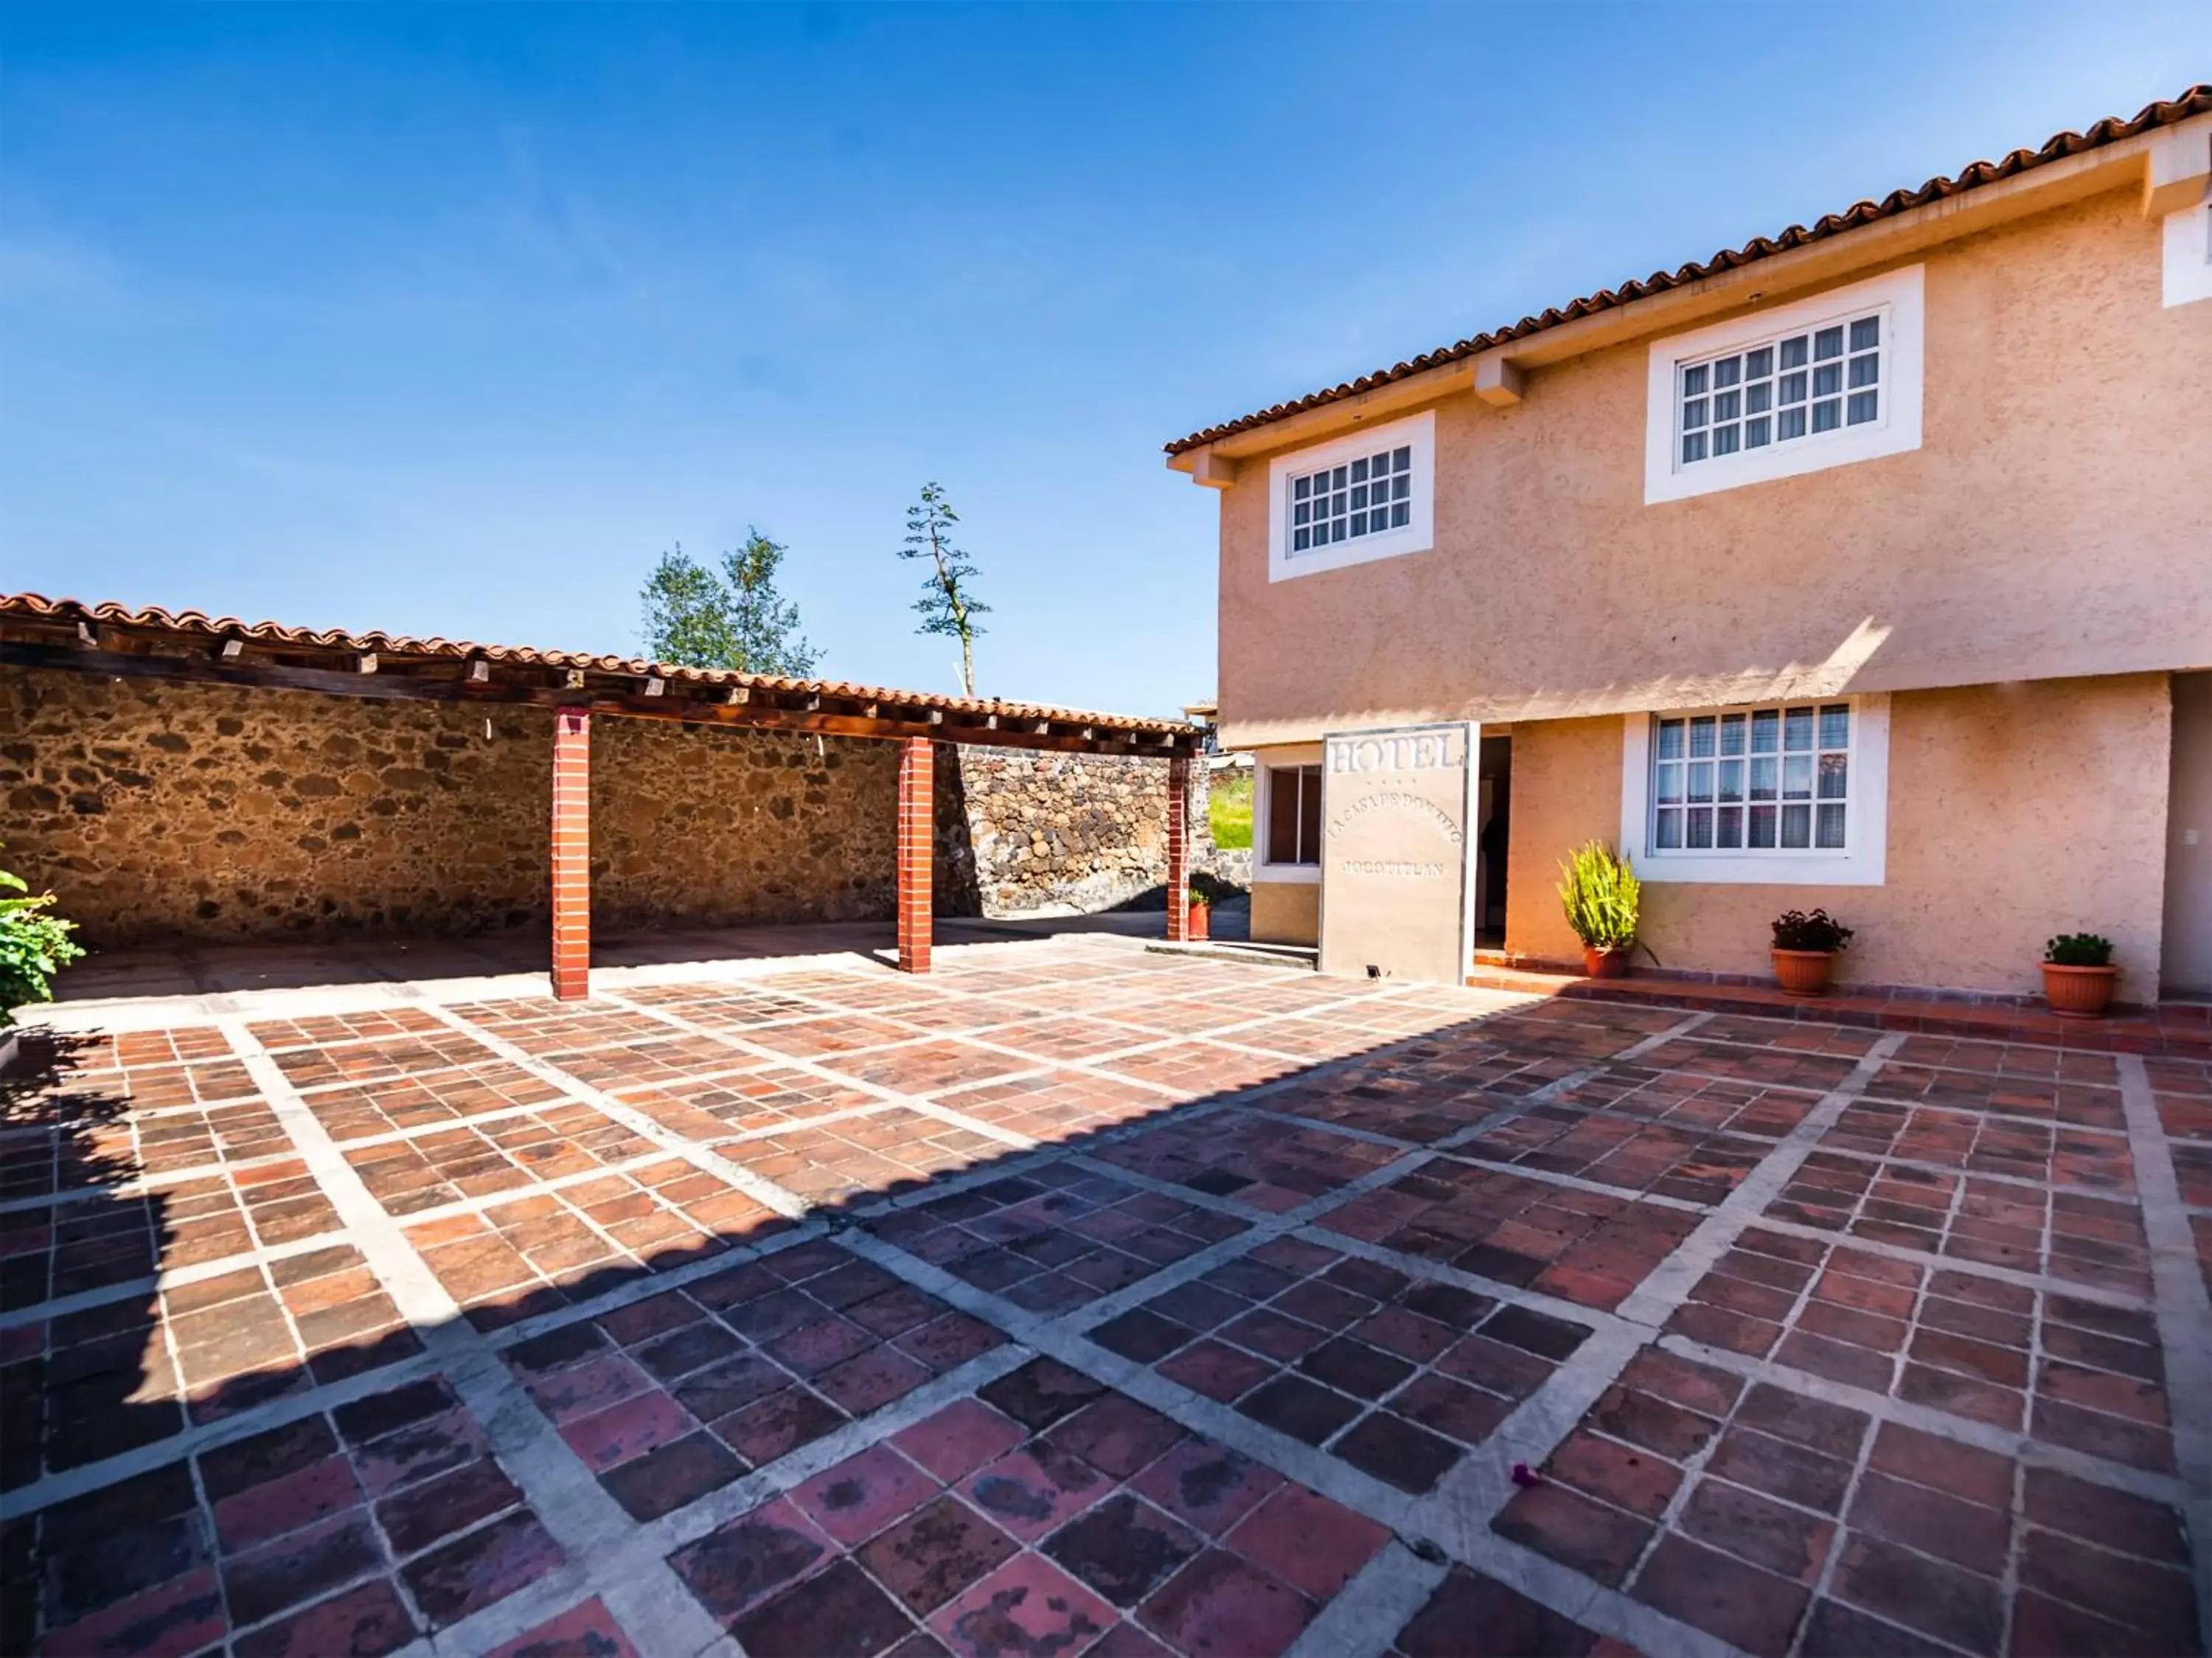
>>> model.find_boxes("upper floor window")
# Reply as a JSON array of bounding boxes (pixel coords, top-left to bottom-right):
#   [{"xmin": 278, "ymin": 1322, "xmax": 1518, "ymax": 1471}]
[
  {"xmin": 1267, "ymin": 409, "xmax": 1434, "ymax": 582},
  {"xmin": 1645, "ymin": 266, "xmax": 1924, "ymax": 504},
  {"xmin": 2164, "ymin": 192, "xmax": 2212, "ymax": 308},
  {"xmin": 1290, "ymin": 443, "xmax": 1412, "ymax": 552},
  {"xmin": 1678, "ymin": 314, "xmax": 1881, "ymax": 467}
]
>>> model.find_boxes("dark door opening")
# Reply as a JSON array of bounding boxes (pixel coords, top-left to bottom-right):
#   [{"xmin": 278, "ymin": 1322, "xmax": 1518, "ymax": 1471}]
[{"xmin": 1476, "ymin": 733, "xmax": 1511, "ymax": 948}]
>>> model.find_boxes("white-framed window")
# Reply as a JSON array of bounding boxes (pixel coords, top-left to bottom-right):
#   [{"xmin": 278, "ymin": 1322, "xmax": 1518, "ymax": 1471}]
[
  {"xmin": 1644, "ymin": 266, "xmax": 1924, "ymax": 504},
  {"xmin": 1256, "ymin": 750, "xmax": 1324, "ymax": 882},
  {"xmin": 1618, "ymin": 695, "xmax": 1889, "ymax": 886},
  {"xmin": 1267, "ymin": 410, "xmax": 1434, "ymax": 582},
  {"xmin": 2164, "ymin": 195, "xmax": 2212, "ymax": 308}
]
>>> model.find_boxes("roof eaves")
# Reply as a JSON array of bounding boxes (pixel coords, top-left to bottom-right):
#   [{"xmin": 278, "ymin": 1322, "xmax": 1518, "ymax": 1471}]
[{"xmin": 1164, "ymin": 85, "xmax": 2212, "ymax": 456}]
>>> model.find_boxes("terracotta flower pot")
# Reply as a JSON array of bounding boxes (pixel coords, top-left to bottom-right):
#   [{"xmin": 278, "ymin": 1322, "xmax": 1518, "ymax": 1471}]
[
  {"xmin": 2042, "ymin": 962, "xmax": 2117, "ymax": 1020},
  {"xmin": 1772, "ymin": 948, "xmax": 1839, "ymax": 997},
  {"xmin": 1582, "ymin": 946, "xmax": 1631, "ymax": 979},
  {"xmin": 1186, "ymin": 901, "xmax": 1211, "ymax": 942}
]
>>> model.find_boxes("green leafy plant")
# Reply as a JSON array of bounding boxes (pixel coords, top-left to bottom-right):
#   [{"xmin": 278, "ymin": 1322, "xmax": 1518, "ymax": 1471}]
[
  {"xmin": 1557, "ymin": 842, "xmax": 1640, "ymax": 951},
  {"xmin": 1772, "ymin": 909, "xmax": 1854, "ymax": 953},
  {"xmin": 2045, "ymin": 932, "xmax": 2114, "ymax": 967},
  {"xmin": 1, "ymin": 849, "xmax": 84, "ymax": 1025}
]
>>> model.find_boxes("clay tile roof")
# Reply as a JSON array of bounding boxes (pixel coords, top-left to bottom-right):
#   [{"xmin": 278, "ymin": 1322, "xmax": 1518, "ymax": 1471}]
[
  {"xmin": 0, "ymin": 592, "xmax": 1191, "ymax": 735},
  {"xmin": 1164, "ymin": 85, "xmax": 2212, "ymax": 456}
]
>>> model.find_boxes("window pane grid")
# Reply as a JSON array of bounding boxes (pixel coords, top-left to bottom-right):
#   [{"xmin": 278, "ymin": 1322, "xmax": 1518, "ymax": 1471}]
[
  {"xmin": 1652, "ymin": 703, "xmax": 1849, "ymax": 854},
  {"xmin": 1680, "ymin": 311, "xmax": 1881, "ymax": 467},
  {"xmin": 1290, "ymin": 445, "xmax": 1413, "ymax": 553}
]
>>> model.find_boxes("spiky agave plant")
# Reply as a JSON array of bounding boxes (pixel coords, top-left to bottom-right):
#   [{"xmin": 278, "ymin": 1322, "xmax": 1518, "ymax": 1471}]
[{"xmin": 1557, "ymin": 841, "xmax": 1640, "ymax": 951}]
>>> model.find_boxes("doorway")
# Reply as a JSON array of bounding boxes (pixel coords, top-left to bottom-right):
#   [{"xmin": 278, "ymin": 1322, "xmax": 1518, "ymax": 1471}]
[{"xmin": 1476, "ymin": 734, "xmax": 1512, "ymax": 948}]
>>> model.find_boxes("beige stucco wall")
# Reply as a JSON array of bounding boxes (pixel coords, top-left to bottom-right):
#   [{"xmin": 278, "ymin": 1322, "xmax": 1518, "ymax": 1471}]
[
  {"xmin": 1503, "ymin": 677, "xmax": 2172, "ymax": 999},
  {"xmin": 1251, "ymin": 881, "xmax": 1320, "ymax": 946},
  {"xmin": 1214, "ymin": 187, "xmax": 2212, "ymax": 749}
]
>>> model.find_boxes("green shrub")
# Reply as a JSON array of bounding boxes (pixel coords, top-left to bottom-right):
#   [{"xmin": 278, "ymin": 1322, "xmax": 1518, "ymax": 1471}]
[
  {"xmin": 1557, "ymin": 842, "xmax": 1639, "ymax": 951},
  {"xmin": 2045, "ymin": 932, "xmax": 2113, "ymax": 967},
  {"xmin": 1208, "ymin": 772, "xmax": 1253, "ymax": 852},
  {"xmin": 1, "ymin": 850, "xmax": 83, "ymax": 1024},
  {"xmin": 1771, "ymin": 909, "xmax": 1854, "ymax": 953}
]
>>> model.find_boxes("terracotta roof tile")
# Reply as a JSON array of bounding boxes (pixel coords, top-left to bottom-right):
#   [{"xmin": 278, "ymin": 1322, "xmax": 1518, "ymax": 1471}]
[
  {"xmin": 1164, "ymin": 86, "xmax": 2212, "ymax": 455},
  {"xmin": 0, "ymin": 592, "xmax": 1189, "ymax": 735}
]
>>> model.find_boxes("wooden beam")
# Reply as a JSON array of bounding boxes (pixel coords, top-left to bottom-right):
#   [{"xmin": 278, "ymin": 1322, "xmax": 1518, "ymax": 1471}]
[{"xmin": 0, "ymin": 639, "xmax": 1192, "ymax": 756}]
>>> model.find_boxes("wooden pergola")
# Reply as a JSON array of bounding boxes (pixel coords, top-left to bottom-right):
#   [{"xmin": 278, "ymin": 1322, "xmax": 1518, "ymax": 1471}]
[{"xmin": 0, "ymin": 594, "xmax": 1204, "ymax": 999}]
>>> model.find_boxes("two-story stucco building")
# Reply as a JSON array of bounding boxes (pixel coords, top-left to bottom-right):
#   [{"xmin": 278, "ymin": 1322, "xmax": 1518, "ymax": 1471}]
[{"xmin": 1170, "ymin": 88, "xmax": 2212, "ymax": 1002}]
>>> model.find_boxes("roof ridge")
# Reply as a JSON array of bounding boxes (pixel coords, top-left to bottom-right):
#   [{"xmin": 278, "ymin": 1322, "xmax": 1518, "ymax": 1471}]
[{"xmin": 1164, "ymin": 83, "xmax": 2212, "ymax": 455}]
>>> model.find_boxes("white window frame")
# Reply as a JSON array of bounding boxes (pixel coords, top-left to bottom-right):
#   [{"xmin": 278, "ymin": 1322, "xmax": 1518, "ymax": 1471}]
[
  {"xmin": 1255, "ymin": 745, "xmax": 1324, "ymax": 884},
  {"xmin": 1644, "ymin": 266, "xmax": 1924, "ymax": 505},
  {"xmin": 1618, "ymin": 696, "xmax": 1889, "ymax": 886},
  {"xmin": 2164, "ymin": 195, "xmax": 2212, "ymax": 308},
  {"xmin": 1267, "ymin": 410, "xmax": 1434, "ymax": 582}
]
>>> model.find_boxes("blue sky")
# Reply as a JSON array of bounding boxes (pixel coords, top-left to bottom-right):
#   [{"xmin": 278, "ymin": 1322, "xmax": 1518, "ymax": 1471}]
[{"xmin": 3, "ymin": 4, "xmax": 2205, "ymax": 718}]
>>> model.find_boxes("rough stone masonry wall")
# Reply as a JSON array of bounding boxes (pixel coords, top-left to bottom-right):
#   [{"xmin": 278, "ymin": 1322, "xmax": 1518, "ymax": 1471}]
[
  {"xmin": 0, "ymin": 670, "xmax": 1206, "ymax": 946},
  {"xmin": 591, "ymin": 719, "xmax": 898, "ymax": 932},
  {"xmin": 0, "ymin": 669, "xmax": 552, "ymax": 945},
  {"xmin": 0, "ymin": 670, "xmax": 900, "ymax": 948},
  {"xmin": 939, "ymin": 746, "xmax": 1217, "ymax": 917}
]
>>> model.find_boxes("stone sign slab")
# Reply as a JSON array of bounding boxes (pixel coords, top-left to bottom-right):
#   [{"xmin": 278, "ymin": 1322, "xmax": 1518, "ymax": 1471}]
[{"xmin": 1318, "ymin": 723, "xmax": 1478, "ymax": 986}]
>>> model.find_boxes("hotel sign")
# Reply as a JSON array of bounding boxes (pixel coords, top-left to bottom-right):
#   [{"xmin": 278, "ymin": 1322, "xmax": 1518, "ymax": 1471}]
[{"xmin": 1318, "ymin": 722, "xmax": 1478, "ymax": 986}]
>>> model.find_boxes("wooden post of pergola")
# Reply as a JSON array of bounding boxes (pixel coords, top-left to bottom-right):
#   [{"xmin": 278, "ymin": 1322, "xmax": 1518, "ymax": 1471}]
[
  {"xmin": 896, "ymin": 736, "xmax": 933, "ymax": 973},
  {"xmin": 0, "ymin": 593, "xmax": 1206, "ymax": 1001},
  {"xmin": 1165, "ymin": 754, "xmax": 1192, "ymax": 943}
]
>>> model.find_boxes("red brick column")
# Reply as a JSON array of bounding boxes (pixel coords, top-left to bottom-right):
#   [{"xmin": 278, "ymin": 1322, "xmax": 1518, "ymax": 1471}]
[
  {"xmin": 897, "ymin": 736, "xmax": 933, "ymax": 974},
  {"xmin": 551, "ymin": 707, "xmax": 591, "ymax": 1002},
  {"xmin": 1165, "ymin": 755, "xmax": 1192, "ymax": 943}
]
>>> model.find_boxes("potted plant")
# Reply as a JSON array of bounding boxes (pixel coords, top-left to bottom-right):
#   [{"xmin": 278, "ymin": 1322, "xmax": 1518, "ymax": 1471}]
[
  {"xmin": 1557, "ymin": 842, "xmax": 1640, "ymax": 977},
  {"xmin": 2042, "ymin": 933, "xmax": 2118, "ymax": 1020},
  {"xmin": 1185, "ymin": 878, "xmax": 1212, "ymax": 943},
  {"xmin": 1, "ymin": 846, "xmax": 84, "ymax": 1071},
  {"xmin": 1770, "ymin": 909, "xmax": 1853, "ymax": 997}
]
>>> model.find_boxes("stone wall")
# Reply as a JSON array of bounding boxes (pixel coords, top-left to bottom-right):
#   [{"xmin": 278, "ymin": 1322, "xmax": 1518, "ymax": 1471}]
[
  {"xmin": 0, "ymin": 670, "xmax": 1208, "ymax": 946},
  {"xmin": 591, "ymin": 720, "xmax": 898, "ymax": 932},
  {"xmin": 938, "ymin": 746, "xmax": 1217, "ymax": 917},
  {"xmin": 0, "ymin": 669, "xmax": 552, "ymax": 944}
]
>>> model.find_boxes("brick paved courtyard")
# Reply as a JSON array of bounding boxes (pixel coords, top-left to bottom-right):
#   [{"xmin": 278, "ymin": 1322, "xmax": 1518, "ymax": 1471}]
[{"xmin": 2, "ymin": 937, "xmax": 2206, "ymax": 1657}]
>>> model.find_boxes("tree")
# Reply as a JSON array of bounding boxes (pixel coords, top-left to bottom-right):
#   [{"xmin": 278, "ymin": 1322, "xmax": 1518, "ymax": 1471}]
[
  {"xmin": 898, "ymin": 482, "xmax": 989, "ymax": 698},
  {"xmin": 639, "ymin": 532, "xmax": 820, "ymax": 677}
]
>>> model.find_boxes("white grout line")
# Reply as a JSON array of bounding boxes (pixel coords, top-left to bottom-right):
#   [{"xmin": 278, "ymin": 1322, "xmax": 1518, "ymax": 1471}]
[
  {"xmin": 0, "ymin": 1227, "xmax": 357, "ymax": 1332},
  {"xmin": 1613, "ymin": 1034, "xmax": 1908, "ymax": 1326},
  {"xmin": 408, "ymin": 1002, "xmax": 812, "ymax": 1221},
  {"xmin": 1739, "ymin": 1209, "xmax": 2158, "ymax": 1311},
  {"xmin": 214, "ymin": 1016, "xmax": 736, "ymax": 1658},
  {"xmin": 2114, "ymin": 1052, "xmax": 2212, "ymax": 1654},
  {"xmin": 1281, "ymin": 1539, "xmax": 1447, "ymax": 1658},
  {"xmin": 1657, "ymin": 1331, "xmax": 2194, "ymax": 1506}
]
